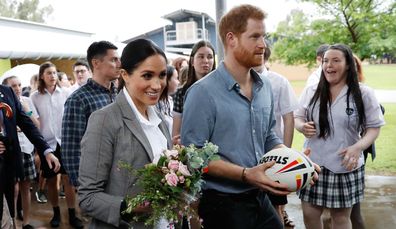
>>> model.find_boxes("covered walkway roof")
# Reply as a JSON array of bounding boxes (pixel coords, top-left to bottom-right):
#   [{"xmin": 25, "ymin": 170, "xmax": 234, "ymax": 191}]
[{"xmin": 0, "ymin": 17, "xmax": 99, "ymax": 59}]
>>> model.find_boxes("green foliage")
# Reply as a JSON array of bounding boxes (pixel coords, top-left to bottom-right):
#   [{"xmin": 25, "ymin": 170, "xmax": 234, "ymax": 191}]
[
  {"xmin": 0, "ymin": 0, "xmax": 16, "ymax": 17},
  {"xmin": 271, "ymin": 0, "xmax": 395, "ymax": 65},
  {"xmin": 272, "ymin": 10, "xmax": 319, "ymax": 68},
  {"xmin": 0, "ymin": 0, "xmax": 53, "ymax": 23}
]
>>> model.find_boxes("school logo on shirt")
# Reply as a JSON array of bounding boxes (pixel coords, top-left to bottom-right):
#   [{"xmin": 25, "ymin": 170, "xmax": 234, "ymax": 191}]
[{"xmin": 346, "ymin": 108, "xmax": 354, "ymax": 116}]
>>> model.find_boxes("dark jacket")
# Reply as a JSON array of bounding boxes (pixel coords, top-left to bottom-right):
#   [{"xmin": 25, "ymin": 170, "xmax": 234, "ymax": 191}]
[{"xmin": 0, "ymin": 85, "xmax": 51, "ymax": 223}]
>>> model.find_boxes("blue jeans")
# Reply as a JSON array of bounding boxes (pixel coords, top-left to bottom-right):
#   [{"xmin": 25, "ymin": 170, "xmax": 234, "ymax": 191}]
[{"xmin": 199, "ymin": 189, "xmax": 283, "ymax": 229}]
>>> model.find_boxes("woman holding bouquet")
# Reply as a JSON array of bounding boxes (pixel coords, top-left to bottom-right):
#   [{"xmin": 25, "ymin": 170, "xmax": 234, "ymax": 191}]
[{"xmin": 78, "ymin": 39, "xmax": 172, "ymax": 229}]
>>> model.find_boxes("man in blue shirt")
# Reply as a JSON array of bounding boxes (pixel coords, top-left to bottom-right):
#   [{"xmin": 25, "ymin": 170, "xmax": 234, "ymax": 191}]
[
  {"xmin": 181, "ymin": 4, "xmax": 291, "ymax": 229},
  {"xmin": 61, "ymin": 41, "xmax": 120, "ymax": 189}
]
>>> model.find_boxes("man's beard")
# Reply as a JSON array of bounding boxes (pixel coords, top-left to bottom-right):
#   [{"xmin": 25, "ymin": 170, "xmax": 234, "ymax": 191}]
[{"xmin": 234, "ymin": 45, "xmax": 263, "ymax": 68}]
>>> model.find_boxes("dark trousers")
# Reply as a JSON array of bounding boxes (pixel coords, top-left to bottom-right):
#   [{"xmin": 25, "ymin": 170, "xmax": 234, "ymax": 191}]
[
  {"xmin": 199, "ymin": 189, "xmax": 283, "ymax": 229},
  {"xmin": 0, "ymin": 138, "xmax": 17, "ymax": 224}
]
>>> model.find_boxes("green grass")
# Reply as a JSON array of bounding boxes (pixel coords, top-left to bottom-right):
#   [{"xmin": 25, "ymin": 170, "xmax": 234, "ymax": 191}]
[
  {"xmin": 289, "ymin": 64, "xmax": 396, "ymax": 174},
  {"xmin": 363, "ymin": 64, "xmax": 396, "ymax": 90},
  {"xmin": 365, "ymin": 103, "xmax": 396, "ymax": 174},
  {"xmin": 289, "ymin": 80, "xmax": 306, "ymax": 92},
  {"xmin": 290, "ymin": 64, "xmax": 396, "ymax": 93}
]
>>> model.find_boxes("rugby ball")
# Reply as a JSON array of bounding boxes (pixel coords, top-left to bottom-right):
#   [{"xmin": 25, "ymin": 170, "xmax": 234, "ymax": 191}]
[{"xmin": 259, "ymin": 148, "xmax": 315, "ymax": 192}]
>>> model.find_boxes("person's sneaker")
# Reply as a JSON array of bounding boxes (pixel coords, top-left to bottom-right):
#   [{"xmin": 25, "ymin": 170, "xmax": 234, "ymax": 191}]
[
  {"xmin": 69, "ymin": 216, "xmax": 84, "ymax": 229},
  {"xmin": 283, "ymin": 210, "xmax": 295, "ymax": 228},
  {"xmin": 22, "ymin": 224, "xmax": 35, "ymax": 229},
  {"xmin": 35, "ymin": 190, "xmax": 48, "ymax": 203},
  {"xmin": 59, "ymin": 190, "xmax": 65, "ymax": 199}
]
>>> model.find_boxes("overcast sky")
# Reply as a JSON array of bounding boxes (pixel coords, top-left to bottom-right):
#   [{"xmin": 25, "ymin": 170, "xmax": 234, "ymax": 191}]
[{"xmin": 41, "ymin": 0, "xmax": 317, "ymax": 41}]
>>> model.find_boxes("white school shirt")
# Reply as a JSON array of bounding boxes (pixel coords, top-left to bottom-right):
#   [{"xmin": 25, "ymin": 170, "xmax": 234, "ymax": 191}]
[
  {"xmin": 305, "ymin": 66, "xmax": 322, "ymax": 89},
  {"xmin": 123, "ymin": 89, "xmax": 170, "ymax": 229},
  {"xmin": 123, "ymin": 88, "xmax": 167, "ymax": 164},
  {"xmin": 30, "ymin": 86, "xmax": 70, "ymax": 151},
  {"xmin": 262, "ymin": 68, "xmax": 298, "ymax": 141},
  {"xmin": 69, "ymin": 83, "xmax": 80, "ymax": 93},
  {"xmin": 18, "ymin": 96, "xmax": 38, "ymax": 154},
  {"xmin": 295, "ymin": 84, "xmax": 385, "ymax": 173}
]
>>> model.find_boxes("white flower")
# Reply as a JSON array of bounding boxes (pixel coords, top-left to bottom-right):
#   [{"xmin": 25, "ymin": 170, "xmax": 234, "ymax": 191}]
[
  {"xmin": 178, "ymin": 162, "xmax": 191, "ymax": 177},
  {"xmin": 164, "ymin": 149, "xmax": 179, "ymax": 159}
]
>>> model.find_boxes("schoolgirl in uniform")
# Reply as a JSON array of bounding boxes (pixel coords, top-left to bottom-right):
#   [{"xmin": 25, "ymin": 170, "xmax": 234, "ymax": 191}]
[{"xmin": 295, "ymin": 44, "xmax": 385, "ymax": 229}]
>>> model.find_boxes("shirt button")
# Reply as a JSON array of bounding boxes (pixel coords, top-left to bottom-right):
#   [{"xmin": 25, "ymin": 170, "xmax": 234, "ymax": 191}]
[
  {"xmin": 252, "ymin": 129, "xmax": 256, "ymax": 134},
  {"xmin": 255, "ymin": 152, "xmax": 259, "ymax": 155}
]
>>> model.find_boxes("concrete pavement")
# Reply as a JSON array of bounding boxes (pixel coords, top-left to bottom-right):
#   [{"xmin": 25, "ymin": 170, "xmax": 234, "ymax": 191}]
[
  {"xmin": 17, "ymin": 175, "xmax": 396, "ymax": 228},
  {"xmin": 375, "ymin": 89, "xmax": 396, "ymax": 103},
  {"xmin": 285, "ymin": 175, "xmax": 396, "ymax": 229}
]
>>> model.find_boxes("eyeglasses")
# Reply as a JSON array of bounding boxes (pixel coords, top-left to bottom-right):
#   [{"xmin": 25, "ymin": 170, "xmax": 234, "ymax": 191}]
[{"xmin": 74, "ymin": 69, "xmax": 87, "ymax": 74}]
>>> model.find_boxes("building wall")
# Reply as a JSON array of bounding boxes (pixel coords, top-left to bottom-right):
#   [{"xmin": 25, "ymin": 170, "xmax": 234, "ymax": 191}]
[
  {"xmin": 149, "ymin": 33, "xmax": 165, "ymax": 50},
  {"xmin": 208, "ymin": 25, "xmax": 218, "ymax": 50}
]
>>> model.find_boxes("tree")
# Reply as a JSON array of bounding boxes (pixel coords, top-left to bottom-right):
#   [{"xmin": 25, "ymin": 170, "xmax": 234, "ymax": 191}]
[
  {"xmin": 367, "ymin": 1, "xmax": 396, "ymax": 62},
  {"xmin": 0, "ymin": 0, "xmax": 53, "ymax": 23},
  {"xmin": 271, "ymin": 0, "xmax": 395, "ymax": 65}
]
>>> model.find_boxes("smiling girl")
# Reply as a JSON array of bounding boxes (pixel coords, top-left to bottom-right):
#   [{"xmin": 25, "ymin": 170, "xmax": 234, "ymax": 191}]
[{"xmin": 295, "ymin": 44, "xmax": 385, "ymax": 229}]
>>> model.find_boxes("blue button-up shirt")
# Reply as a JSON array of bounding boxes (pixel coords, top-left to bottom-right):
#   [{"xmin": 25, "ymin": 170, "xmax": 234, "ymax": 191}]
[
  {"xmin": 61, "ymin": 79, "xmax": 117, "ymax": 186},
  {"xmin": 181, "ymin": 62, "xmax": 282, "ymax": 193}
]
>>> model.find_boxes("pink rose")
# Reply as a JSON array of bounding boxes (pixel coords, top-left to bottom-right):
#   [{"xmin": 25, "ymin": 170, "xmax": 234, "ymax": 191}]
[
  {"xmin": 178, "ymin": 162, "xmax": 191, "ymax": 177},
  {"xmin": 165, "ymin": 172, "xmax": 179, "ymax": 186},
  {"xmin": 168, "ymin": 160, "xmax": 179, "ymax": 171},
  {"xmin": 164, "ymin": 149, "xmax": 179, "ymax": 159},
  {"xmin": 179, "ymin": 176, "xmax": 185, "ymax": 183}
]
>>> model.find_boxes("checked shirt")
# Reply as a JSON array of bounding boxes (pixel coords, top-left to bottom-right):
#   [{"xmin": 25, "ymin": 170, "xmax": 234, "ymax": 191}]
[{"xmin": 61, "ymin": 79, "xmax": 117, "ymax": 186}]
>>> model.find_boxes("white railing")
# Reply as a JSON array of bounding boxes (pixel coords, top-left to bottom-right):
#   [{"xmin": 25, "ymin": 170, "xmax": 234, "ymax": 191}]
[{"xmin": 165, "ymin": 28, "xmax": 209, "ymax": 43}]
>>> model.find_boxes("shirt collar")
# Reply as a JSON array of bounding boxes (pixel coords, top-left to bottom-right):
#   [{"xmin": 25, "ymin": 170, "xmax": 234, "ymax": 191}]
[
  {"xmin": 87, "ymin": 78, "xmax": 117, "ymax": 94},
  {"xmin": 44, "ymin": 85, "xmax": 62, "ymax": 94},
  {"xmin": 332, "ymin": 84, "xmax": 349, "ymax": 104},
  {"xmin": 217, "ymin": 61, "xmax": 263, "ymax": 91},
  {"xmin": 260, "ymin": 67, "xmax": 269, "ymax": 76},
  {"xmin": 122, "ymin": 88, "xmax": 161, "ymax": 127}
]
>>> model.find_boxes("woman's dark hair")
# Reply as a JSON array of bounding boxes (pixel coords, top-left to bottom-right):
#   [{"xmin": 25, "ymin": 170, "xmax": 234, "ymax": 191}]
[
  {"xmin": 166, "ymin": 65, "xmax": 176, "ymax": 83},
  {"xmin": 182, "ymin": 40, "xmax": 216, "ymax": 95},
  {"xmin": 308, "ymin": 43, "xmax": 366, "ymax": 138},
  {"xmin": 158, "ymin": 65, "xmax": 176, "ymax": 116},
  {"xmin": 118, "ymin": 39, "xmax": 168, "ymax": 107},
  {"xmin": 38, "ymin": 61, "xmax": 57, "ymax": 94}
]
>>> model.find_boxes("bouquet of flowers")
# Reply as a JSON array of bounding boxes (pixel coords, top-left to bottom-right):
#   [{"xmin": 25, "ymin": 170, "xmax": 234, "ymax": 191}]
[{"xmin": 119, "ymin": 142, "xmax": 220, "ymax": 226}]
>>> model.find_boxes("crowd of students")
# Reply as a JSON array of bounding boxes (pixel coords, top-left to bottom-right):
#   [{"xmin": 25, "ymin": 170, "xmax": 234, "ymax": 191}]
[{"xmin": 1, "ymin": 3, "xmax": 385, "ymax": 229}]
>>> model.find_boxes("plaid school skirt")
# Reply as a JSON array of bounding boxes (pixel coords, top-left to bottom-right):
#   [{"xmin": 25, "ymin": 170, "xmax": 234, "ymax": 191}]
[
  {"xmin": 298, "ymin": 166, "xmax": 365, "ymax": 208},
  {"xmin": 20, "ymin": 153, "xmax": 37, "ymax": 181}
]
